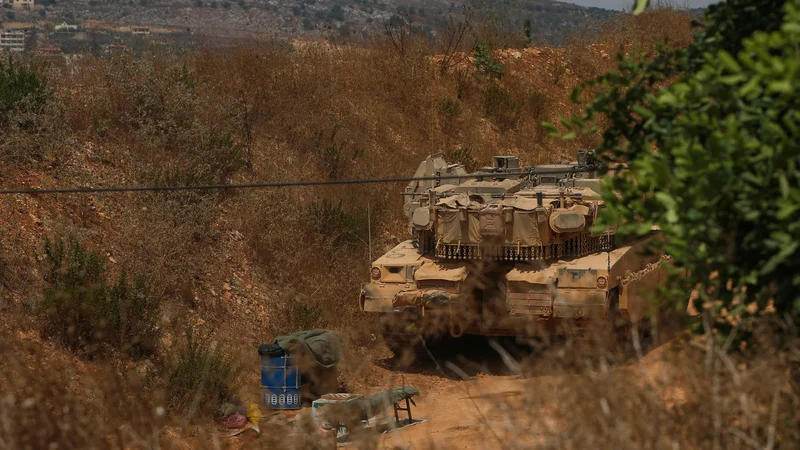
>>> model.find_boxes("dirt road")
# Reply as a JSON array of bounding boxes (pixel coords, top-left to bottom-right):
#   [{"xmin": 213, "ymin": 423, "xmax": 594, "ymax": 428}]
[
  {"xmin": 345, "ymin": 335, "xmax": 687, "ymax": 450},
  {"xmin": 376, "ymin": 373, "xmax": 536, "ymax": 449}
]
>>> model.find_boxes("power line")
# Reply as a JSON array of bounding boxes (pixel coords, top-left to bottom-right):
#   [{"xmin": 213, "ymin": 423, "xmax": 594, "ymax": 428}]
[{"xmin": 0, "ymin": 166, "xmax": 597, "ymax": 196}]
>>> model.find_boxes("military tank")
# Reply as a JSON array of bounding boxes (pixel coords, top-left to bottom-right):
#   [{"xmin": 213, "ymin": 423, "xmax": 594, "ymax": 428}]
[{"xmin": 359, "ymin": 151, "xmax": 667, "ymax": 354}]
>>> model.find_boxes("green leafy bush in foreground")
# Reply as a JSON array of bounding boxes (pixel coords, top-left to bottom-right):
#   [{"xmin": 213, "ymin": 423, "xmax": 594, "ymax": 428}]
[{"xmin": 560, "ymin": 0, "xmax": 799, "ymax": 337}]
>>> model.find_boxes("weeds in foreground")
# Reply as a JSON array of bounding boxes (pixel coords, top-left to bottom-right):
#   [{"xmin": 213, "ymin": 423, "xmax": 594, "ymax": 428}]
[
  {"xmin": 166, "ymin": 327, "xmax": 241, "ymax": 418},
  {"xmin": 0, "ymin": 326, "xmax": 165, "ymax": 449}
]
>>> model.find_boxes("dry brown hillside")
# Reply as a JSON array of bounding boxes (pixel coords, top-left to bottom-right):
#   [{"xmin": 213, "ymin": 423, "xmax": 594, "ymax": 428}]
[{"xmin": 0, "ymin": 8, "xmax": 732, "ymax": 449}]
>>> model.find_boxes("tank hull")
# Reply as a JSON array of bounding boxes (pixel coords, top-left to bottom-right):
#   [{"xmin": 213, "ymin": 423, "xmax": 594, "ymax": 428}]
[{"xmin": 360, "ymin": 232, "xmax": 665, "ymax": 340}]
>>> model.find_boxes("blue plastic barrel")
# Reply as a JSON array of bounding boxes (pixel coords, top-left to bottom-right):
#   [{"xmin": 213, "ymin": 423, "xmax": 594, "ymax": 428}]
[{"xmin": 261, "ymin": 354, "xmax": 302, "ymax": 410}]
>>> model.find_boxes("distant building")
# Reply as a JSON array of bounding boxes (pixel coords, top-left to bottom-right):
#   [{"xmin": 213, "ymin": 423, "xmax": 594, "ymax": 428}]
[
  {"xmin": 37, "ymin": 45, "xmax": 62, "ymax": 61},
  {"xmin": 0, "ymin": 30, "xmax": 25, "ymax": 52},
  {"xmin": 6, "ymin": 0, "xmax": 34, "ymax": 11},
  {"xmin": 54, "ymin": 22, "xmax": 79, "ymax": 33},
  {"xmin": 103, "ymin": 43, "xmax": 128, "ymax": 55},
  {"xmin": 131, "ymin": 26, "xmax": 150, "ymax": 35}
]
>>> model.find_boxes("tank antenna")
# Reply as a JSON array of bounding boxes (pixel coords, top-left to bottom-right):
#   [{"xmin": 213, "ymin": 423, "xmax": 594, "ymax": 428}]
[{"xmin": 368, "ymin": 201, "xmax": 373, "ymax": 264}]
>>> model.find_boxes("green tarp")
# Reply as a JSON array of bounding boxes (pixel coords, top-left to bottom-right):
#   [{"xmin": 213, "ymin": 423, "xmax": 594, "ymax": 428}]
[{"xmin": 274, "ymin": 329, "xmax": 342, "ymax": 368}]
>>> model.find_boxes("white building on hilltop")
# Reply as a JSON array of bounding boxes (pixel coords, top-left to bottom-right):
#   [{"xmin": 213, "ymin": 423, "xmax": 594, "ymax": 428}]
[
  {"xmin": 0, "ymin": 30, "xmax": 25, "ymax": 52},
  {"xmin": 54, "ymin": 22, "xmax": 79, "ymax": 33}
]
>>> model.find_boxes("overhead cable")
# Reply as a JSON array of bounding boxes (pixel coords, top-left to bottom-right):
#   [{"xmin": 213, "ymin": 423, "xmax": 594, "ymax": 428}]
[{"xmin": 0, "ymin": 166, "xmax": 596, "ymax": 196}]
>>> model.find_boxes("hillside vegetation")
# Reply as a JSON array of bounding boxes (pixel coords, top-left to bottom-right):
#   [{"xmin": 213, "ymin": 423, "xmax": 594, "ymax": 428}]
[
  {"xmin": 5, "ymin": 0, "xmax": 617, "ymax": 44},
  {"xmin": 6, "ymin": 6, "xmax": 795, "ymax": 449}
]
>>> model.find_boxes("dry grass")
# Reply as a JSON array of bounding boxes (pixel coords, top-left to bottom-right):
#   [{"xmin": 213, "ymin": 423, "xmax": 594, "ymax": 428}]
[{"xmin": 563, "ymin": 5, "xmax": 696, "ymax": 82}]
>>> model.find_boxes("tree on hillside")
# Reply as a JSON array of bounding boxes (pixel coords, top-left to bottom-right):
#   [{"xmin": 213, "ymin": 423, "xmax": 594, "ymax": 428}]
[
  {"xmin": 330, "ymin": 4, "xmax": 344, "ymax": 21},
  {"xmin": 558, "ymin": 0, "xmax": 800, "ymax": 337},
  {"xmin": 437, "ymin": 6, "xmax": 475, "ymax": 75},
  {"xmin": 523, "ymin": 18, "xmax": 531, "ymax": 43}
]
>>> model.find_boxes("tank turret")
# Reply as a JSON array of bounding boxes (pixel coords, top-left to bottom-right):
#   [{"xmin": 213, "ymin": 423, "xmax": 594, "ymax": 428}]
[{"xmin": 407, "ymin": 151, "xmax": 610, "ymax": 260}]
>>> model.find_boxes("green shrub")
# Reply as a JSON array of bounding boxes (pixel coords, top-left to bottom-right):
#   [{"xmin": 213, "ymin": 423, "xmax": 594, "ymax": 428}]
[
  {"xmin": 473, "ymin": 41, "xmax": 504, "ymax": 80},
  {"xmin": 166, "ymin": 328, "xmax": 240, "ymax": 416},
  {"xmin": 40, "ymin": 238, "xmax": 160, "ymax": 357},
  {"xmin": 330, "ymin": 4, "xmax": 345, "ymax": 21},
  {"xmin": 0, "ymin": 55, "xmax": 50, "ymax": 129},
  {"xmin": 561, "ymin": 0, "xmax": 800, "ymax": 339}
]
